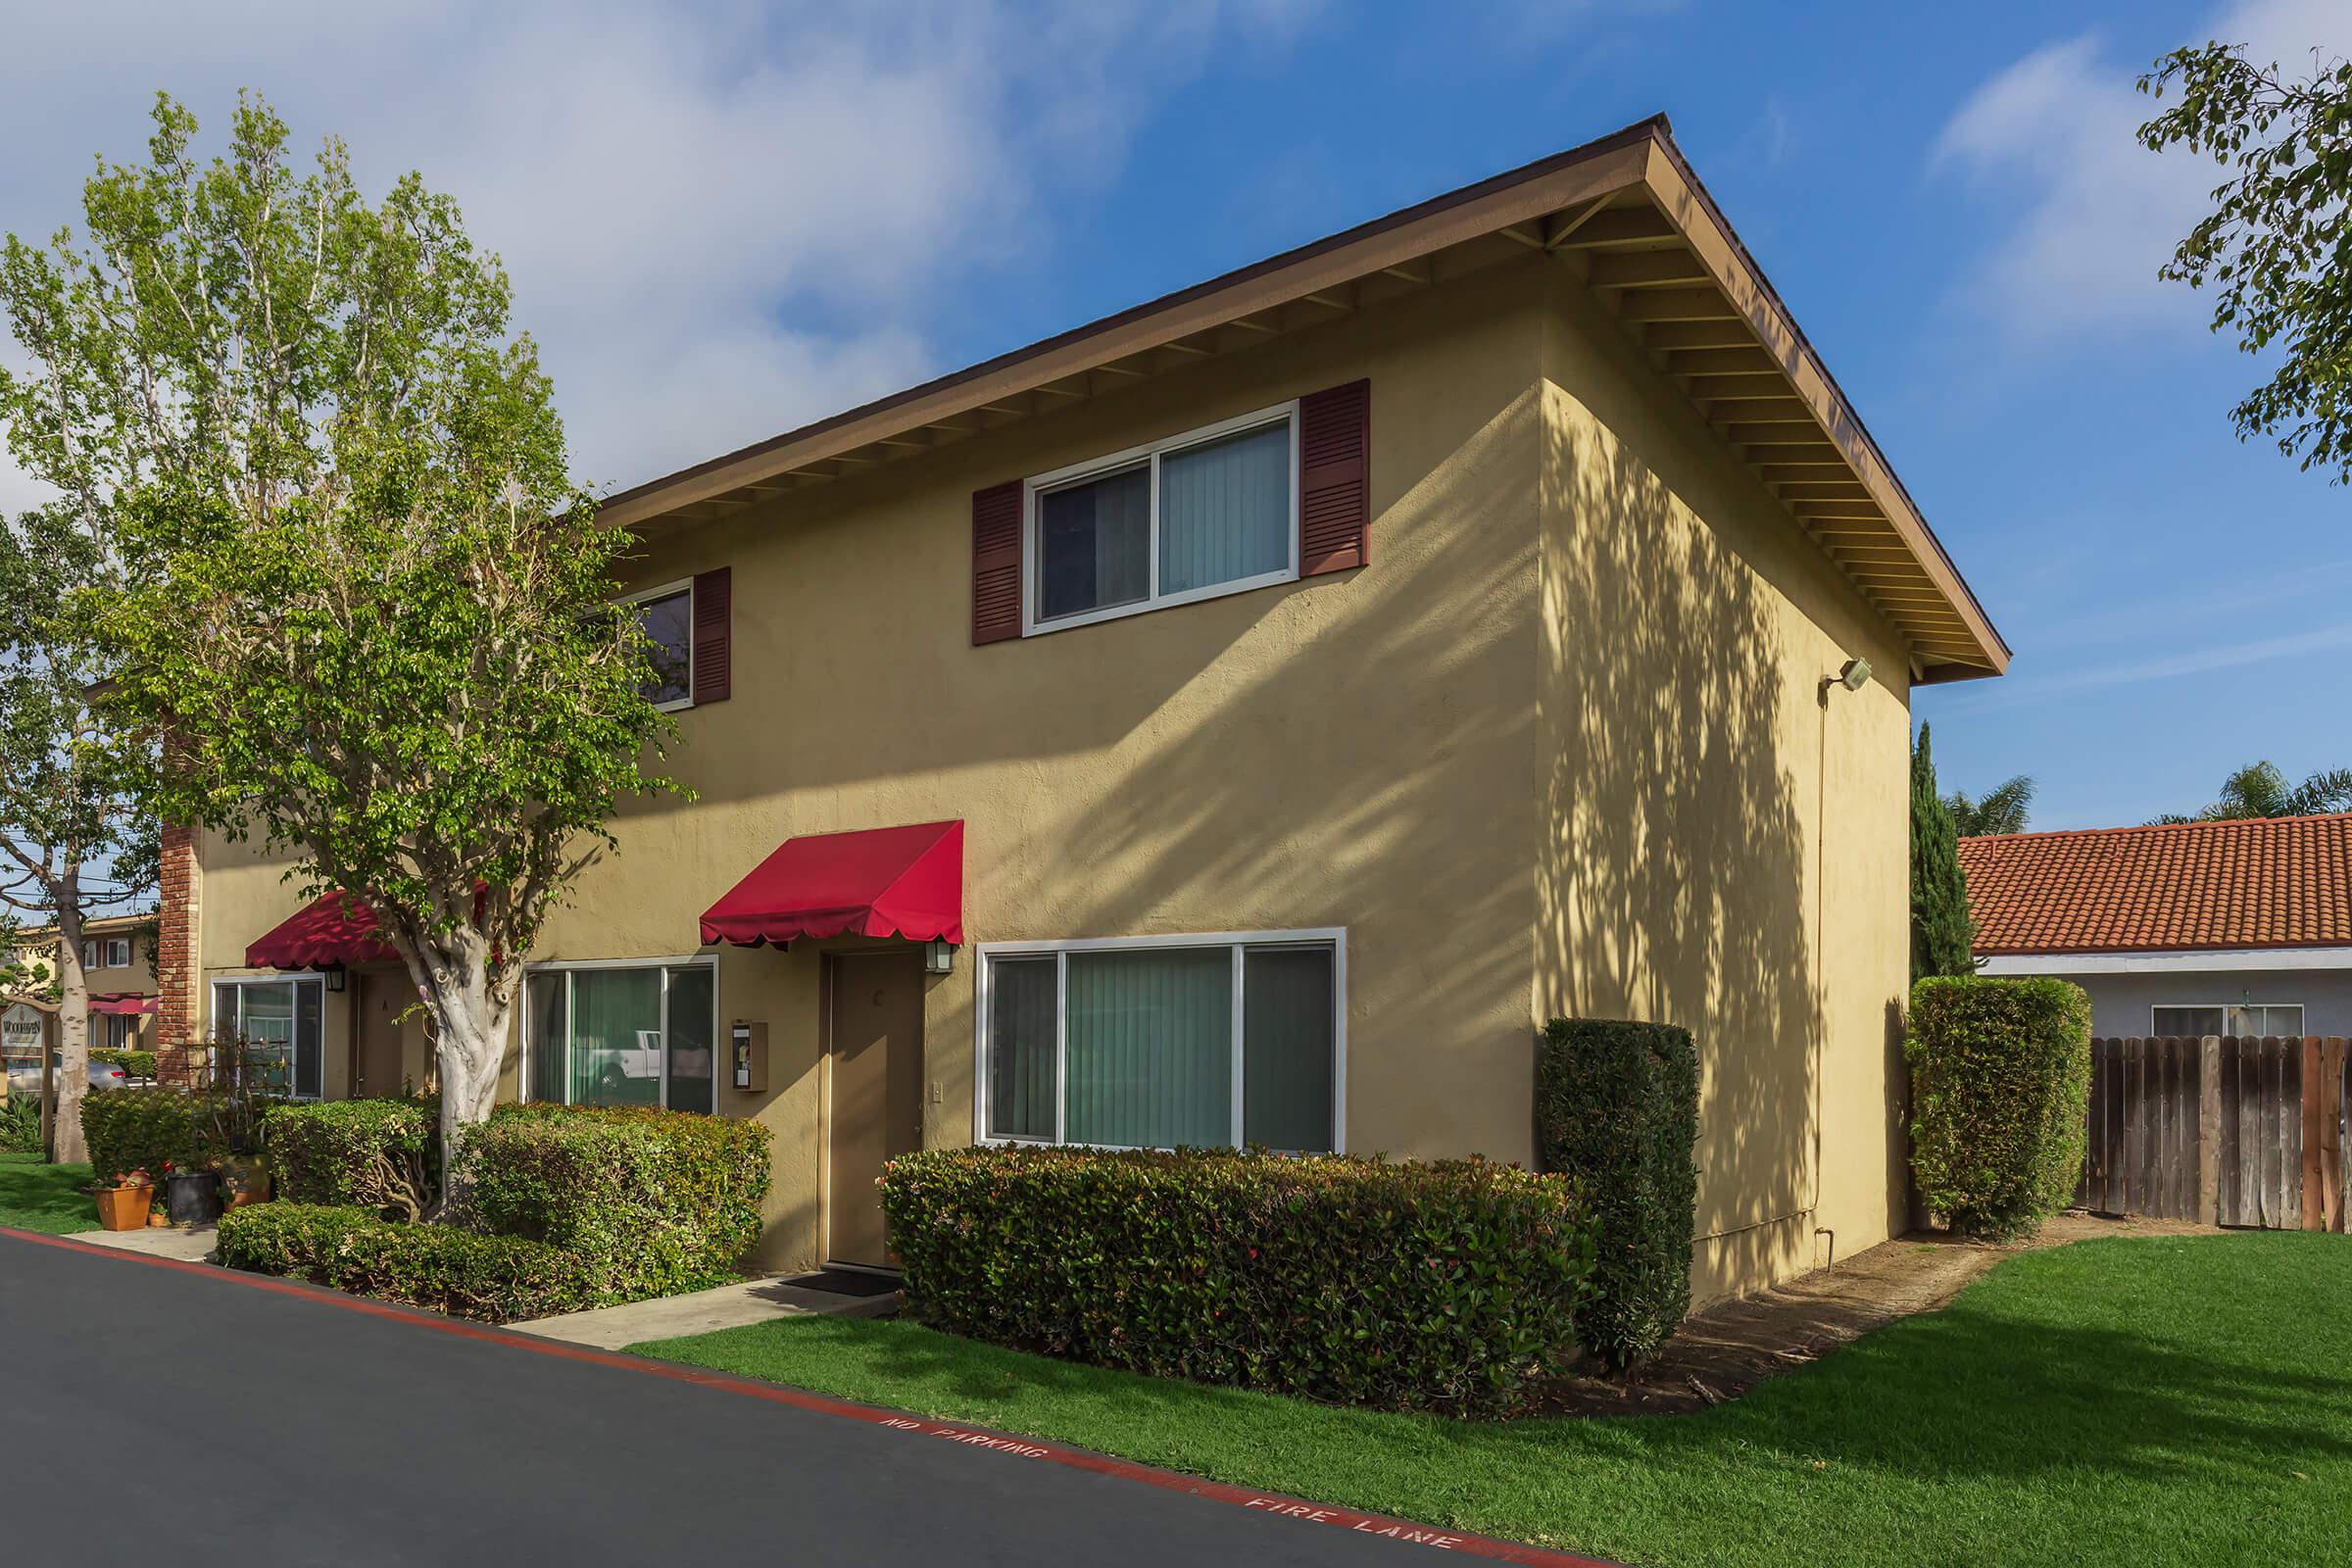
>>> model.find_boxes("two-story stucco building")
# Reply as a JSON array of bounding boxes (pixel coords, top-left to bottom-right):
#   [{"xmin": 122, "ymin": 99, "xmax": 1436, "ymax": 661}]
[{"xmin": 155, "ymin": 117, "xmax": 2007, "ymax": 1300}]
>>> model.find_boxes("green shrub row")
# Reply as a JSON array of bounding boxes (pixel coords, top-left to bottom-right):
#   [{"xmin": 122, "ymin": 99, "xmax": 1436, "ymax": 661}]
[
  {"xmin": 92, "ymin": 1048, "xmax": 159, "ymax": 1081},
  {"xmin": 267, "ymin": 1099, "xmax": 440, "ymax": 1216},
  {"xmin": 217, "ymin": 1203, "xmax": 589, "ymax": 1323},
  {"xmin": 1536, "ymin": 1017, "xmax": 1700, "ymax": 1371},
  {"xmin": 880, "ymin": 1146, "xmax": 1595, "ymax": 1415},
  {"xmin": 1907, "ymin": 975, "xmax": 2092, "ymax": 1241},
  {"xmin": 461, "ymin": 1103, "xmax": 772, "ymax": 1302},
  {"xmin": 81, "ymin": 1088, "xmax": 224, "ymax": 1178}
]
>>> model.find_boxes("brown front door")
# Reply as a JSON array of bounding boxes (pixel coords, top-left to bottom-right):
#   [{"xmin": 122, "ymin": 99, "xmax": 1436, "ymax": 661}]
[
  {"xmin": 827, "ymin": 950, "xmax": 924, "ymax": 1269},
  {"xmin": 353, "ymin": 971, "xmax": 406, "ymax": 1099}
]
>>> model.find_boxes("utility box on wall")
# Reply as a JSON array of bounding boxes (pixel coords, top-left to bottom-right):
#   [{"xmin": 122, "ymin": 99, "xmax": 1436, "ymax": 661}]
[{"xmin": 730, "ymin": 1019, "xmax": 767, "ymax": 1094}]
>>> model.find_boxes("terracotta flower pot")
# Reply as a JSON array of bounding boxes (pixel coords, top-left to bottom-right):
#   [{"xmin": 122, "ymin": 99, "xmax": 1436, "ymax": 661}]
[
  {"xmin": 95, "ymin": 1185, "xmax": 154, "ymax": 1232},
  {"xmin": 217, "ymin": 1158, "xmax": 271, "ymax": 1209}
]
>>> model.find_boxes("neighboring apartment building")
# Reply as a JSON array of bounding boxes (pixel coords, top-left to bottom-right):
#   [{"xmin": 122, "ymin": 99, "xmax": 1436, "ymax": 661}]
[
  {"xmin": 1, "ymin": 911, "xmax": 160, "ymax": 1056},
  {"xmin": 1962, "ymin": 814, "xmax": 2352, "ymax": 1038},
  {"xmin": 159, "ymin": 117, "xmax": 2008, "ymax": 1297}
]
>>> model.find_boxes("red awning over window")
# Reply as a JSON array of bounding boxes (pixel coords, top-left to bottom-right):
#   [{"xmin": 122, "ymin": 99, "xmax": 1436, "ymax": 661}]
[
  {"xmin": 244, "ymin": 891, "xmax": 402, "ymax": 970},
  {"xmin": 701, "ymin": 819, "xmax": 963, "ymax": 949},
  {"xmin": 89, "ymin": 993, "xmax": 158, "ymax": 1016}
]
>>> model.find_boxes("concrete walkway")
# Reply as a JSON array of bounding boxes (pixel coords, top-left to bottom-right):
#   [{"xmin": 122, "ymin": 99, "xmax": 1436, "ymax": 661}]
[
  {"xmin": 514, "ymin": 1272, "xmax": 901, "ymax": 1349},
  {"xmin": 74, "ymin": 1222, "xmax": 218, "ymax": 1262}
]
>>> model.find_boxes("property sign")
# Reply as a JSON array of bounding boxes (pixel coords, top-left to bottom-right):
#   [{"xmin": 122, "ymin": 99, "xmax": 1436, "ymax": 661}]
[{"xmin": 1, "ymin": 1002, "xmax": 45, "ymax": 1063}]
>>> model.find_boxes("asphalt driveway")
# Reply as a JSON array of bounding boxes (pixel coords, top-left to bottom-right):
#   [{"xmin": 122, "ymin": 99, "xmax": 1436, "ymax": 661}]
[{"xmin": 0, "ymin": 1229, "xmax": 1547, "ymax": 1567}]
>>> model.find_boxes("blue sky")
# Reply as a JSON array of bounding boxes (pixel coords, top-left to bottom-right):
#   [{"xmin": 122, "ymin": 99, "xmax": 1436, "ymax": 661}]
[{"xmin": 2, "ymin": 0, "xmax": 2345, "ymax": 831}]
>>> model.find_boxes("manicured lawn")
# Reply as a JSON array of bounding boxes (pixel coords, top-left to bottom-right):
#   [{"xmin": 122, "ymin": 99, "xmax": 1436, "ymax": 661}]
[
  {"xmin": 0, "ymin": 1152, "xmax": 97, "ymax": 1234},
  {"xmin": 635, "ymin": 1235, "xmax": 2350, "ymax": 1567}
]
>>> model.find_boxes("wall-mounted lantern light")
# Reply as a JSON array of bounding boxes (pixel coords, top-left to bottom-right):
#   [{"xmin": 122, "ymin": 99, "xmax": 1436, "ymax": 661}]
[
  {"xmin": 321, "ymin": 964, "xmax": 347, "ymax": 993},
  {"xmin": 922, "ymin": 940, "xmax": 956, "ymax": 975}
]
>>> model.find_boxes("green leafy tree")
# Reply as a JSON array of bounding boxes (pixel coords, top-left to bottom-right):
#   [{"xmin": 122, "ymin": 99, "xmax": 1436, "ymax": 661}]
[
  {"xmin": 2138, "ymin": 41, "xmax": 2352, "ymax": 478},
  {"xmin": 1910, "ymin": 725, "xmax": 1976, "ymax": 984},
  {"xmin": 2146, "ymin": 760, "xmax": 2352, "ymax": 824},
  {"xmin": 0, "ymin": 94, "xmax": 677, "ymax": 1200},
  {"xmin": 1944, "ymin": 774, "xmax": 2034, "ymax": 838},
  {"xmin": 0, "ymin": 471, "xmax": 157, "ymax": 1164}
]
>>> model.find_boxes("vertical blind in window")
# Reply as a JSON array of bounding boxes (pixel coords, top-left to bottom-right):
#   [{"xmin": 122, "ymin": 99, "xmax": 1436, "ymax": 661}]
[
  {"xmin": 1158, "ymin": 421, "xmax": 1291, "ymax": 596},
  {"xmin": 984, "ymin": 939, "xmax": 1337, "ymax": 1152},
  {"xmin": 1064, "ymin": 946, "xmax": 1233, "ymax": 1149}
]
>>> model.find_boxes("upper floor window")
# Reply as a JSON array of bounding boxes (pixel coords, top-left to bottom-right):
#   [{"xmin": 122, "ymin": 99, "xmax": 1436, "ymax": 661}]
[
  {"xmin": 1025, "ymin": 403, "xmax": 1298, "ymax": 635},
  {"xmin": 620, "ymin": 579, "xmax": 695, "ymax": 710},
  {"xmin": 106, "ymin": 937, "xmax": 131, "ymax": 969}
]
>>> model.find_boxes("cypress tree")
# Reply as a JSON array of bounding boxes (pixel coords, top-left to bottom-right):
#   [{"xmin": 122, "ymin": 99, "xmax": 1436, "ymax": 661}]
[{"xmin": 1910, "ymin": 724, "xmax": 1977, "ymax": 983}]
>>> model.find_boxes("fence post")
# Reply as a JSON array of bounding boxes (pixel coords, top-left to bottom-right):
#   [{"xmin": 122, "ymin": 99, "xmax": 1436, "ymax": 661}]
[{"xmin": 2198, "ymin": 1036, "xmax": 2222, "ymax": 1226}]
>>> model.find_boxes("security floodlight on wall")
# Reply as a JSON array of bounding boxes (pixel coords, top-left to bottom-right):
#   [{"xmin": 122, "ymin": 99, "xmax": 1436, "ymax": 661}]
[
  {"xmin": 923, "ymin": 940, "xmax": 956, "ymax": 975},
  {"xmin": 1830, "ymin": 657, "xmax": 1872, "ymax": 694}
]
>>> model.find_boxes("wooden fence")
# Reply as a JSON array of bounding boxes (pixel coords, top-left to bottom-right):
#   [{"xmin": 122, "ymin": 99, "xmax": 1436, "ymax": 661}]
[{"xmin": 2079, "ymin": 1036, "xmax": 2348, "ymax": 1231}]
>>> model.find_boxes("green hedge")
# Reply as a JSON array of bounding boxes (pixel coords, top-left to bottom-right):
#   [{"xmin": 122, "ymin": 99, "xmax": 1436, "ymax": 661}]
[
  {"xmin": 462, "ymin": 1104, "xmax": 772, "ymax": 1303},
  {"xmin": 880, "ymin": 1147, "xmax": 1594, "ymax": 1415},
  {"xmin": 1536, "ymin": 1017, "xmax": 1701, "ymax": 1371},
  {"xmin": 217, "ymin": 1203, "xmax": 588, "ymax": 1323},
  {"xmin": 266, "ymin": 1099, "xmax": 440, "ymax": 1216},
  {"xmin": 81, "ymin": 1088, "xmax": 223, "ymax": 1179},
  {"xmin": 92, "ymin": 1048, "xmax": 159, "ymax": 1081},
  {"xmin": 1907, "ymin": 976, "xmax": 2092, "ymax": 1240}
]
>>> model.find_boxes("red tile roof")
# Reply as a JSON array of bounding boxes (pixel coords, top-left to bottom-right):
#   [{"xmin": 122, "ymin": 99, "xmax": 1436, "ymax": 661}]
[{"xmin": 1958, "ymin": 813, "xmax": 2352, "ymax": 955}]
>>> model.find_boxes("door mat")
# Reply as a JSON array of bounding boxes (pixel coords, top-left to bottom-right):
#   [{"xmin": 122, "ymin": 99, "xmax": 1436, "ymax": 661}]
[{"xmin": 779, "ymin": 1268, "xmax": 903, "ymax": 1298}]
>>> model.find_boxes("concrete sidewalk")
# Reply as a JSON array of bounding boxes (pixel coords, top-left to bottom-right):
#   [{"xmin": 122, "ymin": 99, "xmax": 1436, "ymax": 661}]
[
  {"xmin": 514, "ymin": 1273, "xmax": 901, "ymax": 1349},
  {"xmin": 74, "ymin": 1222, "xmax": 218, "ymax": 1262}
]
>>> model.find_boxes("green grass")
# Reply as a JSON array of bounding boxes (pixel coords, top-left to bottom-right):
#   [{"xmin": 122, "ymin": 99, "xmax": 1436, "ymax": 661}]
[
  {"xmin": 0, "ymin": 1152, "xmax": 97, "ymax": 1234},
  {"xmin": 633, "ymin": 1235, "xmax": 2352, "ymax": 1567}
]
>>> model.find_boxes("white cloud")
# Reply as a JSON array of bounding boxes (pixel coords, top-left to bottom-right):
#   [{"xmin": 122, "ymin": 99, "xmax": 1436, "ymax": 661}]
[
  {"xmin": 1933, "ymin": 0, "xmax": 2352, "ymax": 341},
  {"xmin": 0, "ymin": 1, "xmax": 1320, "ymax": 497}
]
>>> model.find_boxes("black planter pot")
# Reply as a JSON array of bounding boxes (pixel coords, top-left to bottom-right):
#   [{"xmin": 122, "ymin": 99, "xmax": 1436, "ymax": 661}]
[{"xmin": 166, "ymin": 1170, "xmax": 221, "ymax": 1225}]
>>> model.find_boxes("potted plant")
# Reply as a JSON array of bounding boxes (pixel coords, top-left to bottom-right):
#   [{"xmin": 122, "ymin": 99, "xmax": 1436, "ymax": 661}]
[
  {"xmin": 162, "ymin": 1158, "xmax": 221, "ymax": 1225},
  {"xmin": 93, "ymin": 1168, "xmax": 156, "ymax": 1231},
  {"xmin": 215, "ymin": 1152, "xmax": 271, "ymax": 1209},
  {"xmin": 200, "ymin": 1034, "xmax": 278, "ymax": 1210}
]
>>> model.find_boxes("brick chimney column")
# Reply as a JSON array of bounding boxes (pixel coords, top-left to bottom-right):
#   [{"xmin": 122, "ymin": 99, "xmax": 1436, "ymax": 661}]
[{"xmin": 155, "ymin": 823, "xmax": 201, "ymax": 1085}]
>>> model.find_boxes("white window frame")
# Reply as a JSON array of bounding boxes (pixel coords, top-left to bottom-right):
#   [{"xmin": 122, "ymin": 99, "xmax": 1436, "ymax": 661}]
[
  {"xmin": 973, "ymin": 927, "xmax": 1347, "ymax": 1153},
  {"xmin": 1020, "ymin": 401, "xmax": 1301, "ymax": 637},
  {"xmin": 617, "ymin": 577, "xmax": 696, "ymax": 712},
  {"xmin": 211, "ymin": 972, "xmax": 327, "ymax": 1101},
  {"xmin": 519, "ymin": 954, "xmax": 719, "ymax": 1111},
  {"xmin": 2150, "ymin": 1002, "xmax": 2306, "ymax": 1038},
  {"xmin": 79, "ymin": 939, "xmax": 98, "ymax": 969},
  {"xmin": 106, "ymin": 937, "xmax": 131, "ymax": 970}
]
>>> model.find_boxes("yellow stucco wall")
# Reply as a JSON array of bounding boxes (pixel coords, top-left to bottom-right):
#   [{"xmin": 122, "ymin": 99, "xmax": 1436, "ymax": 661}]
[
  {"xmin": 1537, "ymin": 269, "xmax": 1914, "ymax": 1299},
  {"xmin": 190, "ymin": 247, "xmax": 1929, "ymax": 1298}
]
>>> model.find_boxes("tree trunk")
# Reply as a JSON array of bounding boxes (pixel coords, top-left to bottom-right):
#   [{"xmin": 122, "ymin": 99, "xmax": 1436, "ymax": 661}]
[
  {"xmin": 399, "ymin": 922, "xmax": 512, "ymax": 1221},
  {"xmin": 49, "ymin": 906, "xmax": 89, "ymax": 1167}
]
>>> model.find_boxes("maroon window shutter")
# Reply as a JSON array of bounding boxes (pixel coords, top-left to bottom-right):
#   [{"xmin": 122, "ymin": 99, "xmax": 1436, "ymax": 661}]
[
  {"xmin": 692, "ymin": 566, "xmax": 731, "ymax": 704},
  {"xmin": 1298, "ymin": 378, "xmax": 1370, "ymax": 576},
  {"xmin": 972, "ymin": 479, "xmax": 1024, "ymax": 644}
]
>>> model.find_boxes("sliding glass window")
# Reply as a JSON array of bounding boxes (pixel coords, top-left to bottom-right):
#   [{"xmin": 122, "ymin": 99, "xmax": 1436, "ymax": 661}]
[
  {"xmin": 524, "ymin": 961, "xmax": 717, "ymax": 1113},
  {"xmin": 212, "ymin": 976, "xmax": 324, "ymax": 1101},
  {"xmin": 980, "ymin": 933, "xmax": 1340, "ymax": 1152}
]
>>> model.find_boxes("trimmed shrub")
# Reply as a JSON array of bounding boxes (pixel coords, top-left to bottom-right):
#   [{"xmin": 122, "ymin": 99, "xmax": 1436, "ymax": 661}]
[
  {"xmin": 81, "ymin": 1088, "xmax": 222, "ymax": 1179},
  {"xmin": 881, "ymin": 1147, "xmax": 1594, "ymax": 1416},
  {"xmin": 267, "ymin": 1099, "xmax": 440, "ymax": 1216},
  {"xmin": 462, "ymin": 1103, "xmax": 772, "ymax": 1303},
  {"xmin": 1536, "ymin": 1018, "xmax": 1700, "ymax": 1371},
  {"xmin": 1907, "ymin": 975, "xmax": 2092, "ymax": 1240},
  {"xmin": 217, "ymin": 1203, "xmax": 588, "ymax": 1323}
]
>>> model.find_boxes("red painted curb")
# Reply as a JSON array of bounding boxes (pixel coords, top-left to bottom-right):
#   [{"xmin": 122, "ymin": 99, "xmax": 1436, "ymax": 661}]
[{"xmin": 5, "ymin": 1226, "xmax": 1623, "ymax": 1566}]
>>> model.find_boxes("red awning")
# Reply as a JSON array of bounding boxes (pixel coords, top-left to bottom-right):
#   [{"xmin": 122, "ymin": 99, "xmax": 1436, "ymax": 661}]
[
  {"xmin": 244, "ymin": 890, "xmax": 402, "ymax": 970},
  {"xmin": 89, "ymin": 994, "xmax": 158, "ymax": 1016},
  {"xmin": 701, "ymin": 819, "xmax": 963, "ymax": 948}
]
